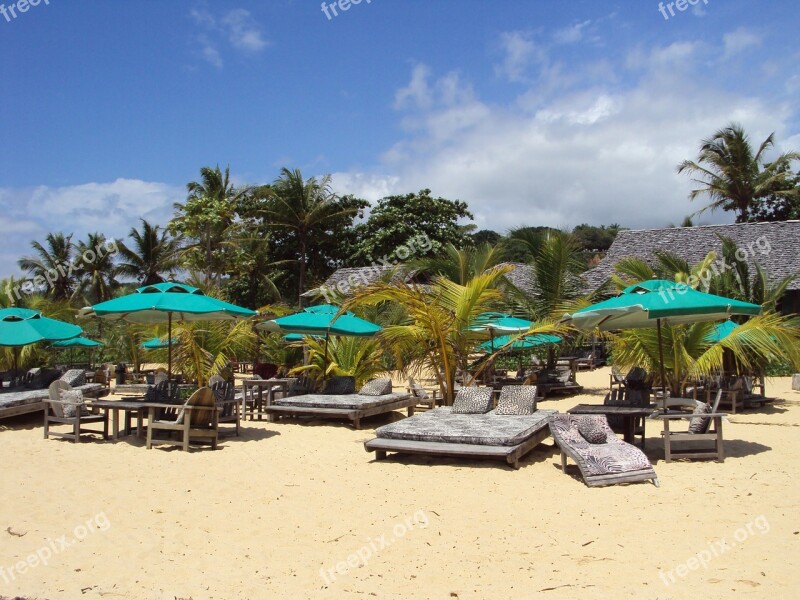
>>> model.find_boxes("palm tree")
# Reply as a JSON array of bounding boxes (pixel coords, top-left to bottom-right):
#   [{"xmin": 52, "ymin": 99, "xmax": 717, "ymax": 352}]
[
  {"xmin": 75, "ymin": 233, "xmax": 120, "ymax": 304},
  {"xmin": 17, "ymin": 232, "xmax": 76, "ymax": 301},
  {"xmin": 117, "ymin": 219, "xmax": 181, "ymax": 286},
  {"xmin": 290, "ymin": 335, "xmax": 387, "ymax": 386},
  {"xmin": 260, "ymin": 168, "xmax": 359, "ymax": 303},
  {"xmin": 409, "ymin": 243, "xmax": 505, "ymax": 285},
  {"xmin": 173, "ymin": 165, "xmax": 246, "ymax": 285},
  {"xmin": 504, "ymin": 228, "xmax": 586, "ymax": 319},
  {"xmin": 170, "ymin": 318, "xmax": 256, "ymax": 386},
  {"xmin": 348, "ymin": 265, "xmax": 563, "ymax": 404},
  {"xmin": 678, "ymin": 123, "xmax": 800, "ymax": 222}
]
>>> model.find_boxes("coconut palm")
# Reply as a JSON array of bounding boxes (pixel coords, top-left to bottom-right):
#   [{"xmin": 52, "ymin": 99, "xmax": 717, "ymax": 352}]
[
  {"xmin": 503, "ymin": 228, "xmax": 586, "ymax": 319},
  {"xmin": 75, "ymin": 233, "xmax": 120, "ymax": 304},
  {"xmin": 678, "ymin": 123, "xmax": 800, "ymax": 222},
  {"xmin": 348, "ymin": 264, "xmax": 563, "ymax": 404},
  {"xmin": 170, "ymin": 318, "xmax": 256, "ymax": 386},
  {"xmin": 289, "ymin": 335, "xmax": 386, "ymax": 386},
  {"xmin": 172, "ymin": 165, "xmax": 247, "ymax": 285},
  {"xmin": 117, "ymin": 219, "xmax": 181, "ymax": 286},
  {"xmin": 259, "ymin": 168, "xmax": 359, "ymax": 303},
  {"xmin": 17, "ymin": 232, "xmax": 77, "ymax": 301},
  {"xmin": 410, "ymin": 243, "xmax": 505, "ymax": 285}
]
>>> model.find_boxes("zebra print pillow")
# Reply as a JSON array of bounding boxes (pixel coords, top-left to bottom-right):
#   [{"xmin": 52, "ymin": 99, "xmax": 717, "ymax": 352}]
[
  {"xmin": 495, "ymin": 385, "xmax": 537, "ymax": 415},
  {"xmin": 688, "ymin": 402, "xmax": 712, "ymax": 434},
  {"xmin": 452, "ymin": 387, "xmax": 493, "ymax": 414},
  {"xmin": 59, "ymin": 390, "xmax": 89, "ymax": 418}
]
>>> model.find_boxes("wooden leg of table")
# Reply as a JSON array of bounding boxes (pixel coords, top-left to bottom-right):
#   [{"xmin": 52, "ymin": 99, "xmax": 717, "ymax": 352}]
[
  {"xmin": 625, "ymin": 417, "xmax": 634, "ymax": 444},
  {"xmin": 112, "ymin": 409, "xmax": 120, "ymax": 441}
]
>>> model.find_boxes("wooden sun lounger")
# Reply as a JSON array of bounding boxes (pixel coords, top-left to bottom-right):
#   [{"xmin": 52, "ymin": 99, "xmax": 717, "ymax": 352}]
[
  {"xmin": 0, "ymin": 383, "xmax": 106, "ymax": 420},
  {"xmin": 364, "ymin": 424, "xmax": 552, "ymax": 469},
  {"xmin": 265, "ymin": 393, "xmax": 417, "ymax": 429}
]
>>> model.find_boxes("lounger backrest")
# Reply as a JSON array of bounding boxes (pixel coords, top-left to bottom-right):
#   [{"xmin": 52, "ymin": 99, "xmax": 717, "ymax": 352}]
[
  {"xmin": 48, "ymin": 380, "xmax": 71, "ymax": 418},
  {"xmin": 176, "ymin": 387, "xmax": 215, "ymax": 426}
]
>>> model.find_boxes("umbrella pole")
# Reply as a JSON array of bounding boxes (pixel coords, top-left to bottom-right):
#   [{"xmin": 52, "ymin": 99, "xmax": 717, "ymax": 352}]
[
  {"xmin": 656, "ymin": 319, "xmax": 668, "ymax": 404},
  {"xmin": 167, "ymin": 312, "xmax": 173, "ymax": 381},
  {"xmin": 323, "ymin": 331, "xmax": 329, "ymax": 379}
]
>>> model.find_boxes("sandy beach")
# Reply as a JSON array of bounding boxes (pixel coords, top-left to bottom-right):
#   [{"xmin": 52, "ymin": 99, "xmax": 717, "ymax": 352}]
[{"xmin": 0, "ymin": 367, "xmax": 798, "ymax": 600}]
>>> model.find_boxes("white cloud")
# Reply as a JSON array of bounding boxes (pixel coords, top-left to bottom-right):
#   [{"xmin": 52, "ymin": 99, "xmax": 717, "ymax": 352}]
[
  {"xmin": 723, "ymin": 28, "xmax": 762, "ymax": 60},
  {"xmin": 494, "ymin": 31, "xmax": 547, "ymax": 83},
  {"xmin": 332, "ymin": 35, "xmax": 792, "ymax": 235},
  {"xmin": 0, "ymin": 179, "xmax": 183, "ymax": 279},
  {"xmin": 553, "ymin": 20, "xmax": 591, "ymax": 45},
  {"xmin": 190, "ymin": 6, "xmax": 269, "ymax": 68}
]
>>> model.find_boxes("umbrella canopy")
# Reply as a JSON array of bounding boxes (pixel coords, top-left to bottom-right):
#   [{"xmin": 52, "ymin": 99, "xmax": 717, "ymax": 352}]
[
  {"xmin": 51, "ymin": 336, "xmax": 103, "ymax": 348},
  {"xmin": 564, "ymin": 280, "xmax": 761, "ymax": 331},
  {"xmin": 257, "ymin": 304, "xmax": 381, "ymax": 337},
  {"xmin": 0, "ymin": 308, "xmax": 82, "ymax": 347},
  {"xmin": 469, "ymin": 312, "xmax": 532, "ymax": 334},
  {"xmin": 140, "ymin": 337, "xmax": 177, "ymax": 350},
  {"xmin": 84, "ymin": 282, "xmax": 256, "ymax": 377},
  {"xmin": 704, "ymin": 320, "xmax": 739, "ymax": 342},
  {"xmin": 563, "ymin": 280, "xmax": 761, "ymax": 395},
  {"xmin": 0, "ymin": 307, "xmax": 82, "ymax": 372},
  {"xmin": 477, "ymin": 333, "xmax": 561, "ymax": 354}
]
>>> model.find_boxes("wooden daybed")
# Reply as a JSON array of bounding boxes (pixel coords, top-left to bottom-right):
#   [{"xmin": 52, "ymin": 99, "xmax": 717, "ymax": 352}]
[
  {"xmin": 364, "ymin": 407, "xmax": 556, "ymax": 469},
  {"xmin": 0, "ymin": 383, "xmax": 106, "ymax": 420},
  {"xmin": 265, "ymin": 392, "xmax": 416, "ymax": 429}
]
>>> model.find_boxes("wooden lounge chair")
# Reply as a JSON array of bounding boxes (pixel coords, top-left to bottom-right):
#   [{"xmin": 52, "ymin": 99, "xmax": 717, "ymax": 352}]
[
  {"xmin": 657, "ymin": 390, "xmax": 725, "ymax": 462},
  {"xmin": 549, "ymin": 414, "xmax": 659, "ymax": 487},
  {"xmin": 44, "ymin": 380, "xmax": 108, "ymax": 443},
  {"xmin": 209, "ymin": 374, "xmax": 241, "ymax": 436},
  {"xmin": 146, "ymin": 386, "xmax": 219, "ymax": 451},
  {"xmin": 603, "ymin": 387, "xmax": 650, "ymax": 447},
  {"xmin": 407, "ymin": 377, "xmax": 438, "ymax": 410}
]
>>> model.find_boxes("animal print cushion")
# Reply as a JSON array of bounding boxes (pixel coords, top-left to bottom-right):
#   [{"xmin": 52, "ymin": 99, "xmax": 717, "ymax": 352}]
[
  {"xmin": 322, "ymin": 376, "xmax": 356, "ymax": 395},
  {"xmin": 495, "ymin": 385, "xmax": 537, "ymax": 415},
  {"xmin": 60, "ymin": 369, "xmax": 86, "ymax": 387},
  {"xmin": 60, "ymin": 390, "xmax": 89, "ymax": 418},
  {"xmin": 451, "ymin": 387, "xmax": 493, "ymax": 414},
  {"xmin": 575, "ymin": 416, "xmax": 609, "ymax": 444},
  {"xmin": 358, "ymin": 378, "xmax": 392, "ymax": 396},
  {"xmin": 688, "ymin": 402, "xmax": 712, "ymax": 434}
]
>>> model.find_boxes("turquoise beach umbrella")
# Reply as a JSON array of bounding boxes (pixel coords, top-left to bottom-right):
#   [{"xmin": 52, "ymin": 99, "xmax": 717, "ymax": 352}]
[
  {"xmin": 477, "ymin": 333, "xmax": 561, "ymax": 354},
  {"xmin": 140, "ymin": 337, "xmax": 177, "ymax": 350},
  {"xmin": 704, "ymin": 320, "xmax": 739, "ymax": 343},
  {"xmin": 563, "ymin": 280, "xmax": 761, "ymax": 392},
  {"xmin": 83, "ymin": 282, "xmax": 256, "ymax": 377},
  {"xmin": 51, "ymin": 337, "xmax": 103, "ymax": 348},
  {"xmin": 0, "ymin": 307, "xmax": 82, "ymax": 371}
]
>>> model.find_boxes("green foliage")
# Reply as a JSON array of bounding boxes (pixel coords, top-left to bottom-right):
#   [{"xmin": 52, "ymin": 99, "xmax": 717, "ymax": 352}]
[
  {"xmin": 349, "ymin": 190, "xmax": 473, "ymax": 266},
  {"xmin": 117, "ymin": 219, "xmax": 181, "ymax": 285},
  {"xmin": 571, "ymin": 224, "xmax": 623, "ymax": 252},
  {"xmin": 289, "ymin": 335, "xmax": 386, "ymax": 386},
  {"xmin": 678, "ymin": 122, "xmax": 800, "ymax": 222},
  {"xmin": 17, "ymin": 232, "xmax": 77, "ymax": 301}
]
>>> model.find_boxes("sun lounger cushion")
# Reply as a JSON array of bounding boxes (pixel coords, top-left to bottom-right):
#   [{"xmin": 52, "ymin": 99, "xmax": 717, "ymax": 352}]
[
  {"xmin": 688, "ymin": 401, "xmax": 712, "ymax": 434},
  {"xmin": 60, "ymin": 369, "xmax": 86, "ymax": 387},
  {"xmin": 550, "ymin": 415, "xmax": 653, "ymax": 476},
  {"xmin": 273, "ymin": 392, "xmax": 410, "ymax": 411},
  {"xmin": 452, "ymin": 387, "xmax": 493, "ymax": 414},
  {"xmin": 322, "ymin": 376, "xmax": 356, "ymax": 395},
  {"xmin": 359, "ymin": 378, "xmax": 392, "ymax": 396},
  {"xmin": 376, "ymin": 407, "xmax": 556, "ymax": 446},
  {"xmin": 495, "ymin": 385, "xmax": 537, "ymax": 415},
  {"xmin": 59, "ymin": 390, "xmax": 90, "ymax": 418}
]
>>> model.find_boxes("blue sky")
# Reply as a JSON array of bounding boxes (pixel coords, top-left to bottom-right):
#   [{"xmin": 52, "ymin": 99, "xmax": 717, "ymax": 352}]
[{"xmin": 0, "ymin": 0, "xmax": 798, "ymax": 277}]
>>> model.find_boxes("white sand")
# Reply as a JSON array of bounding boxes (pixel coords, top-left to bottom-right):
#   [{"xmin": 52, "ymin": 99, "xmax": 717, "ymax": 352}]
[{"xmin": 0, "ymin": 367, "xmax": 797, "ymax": 599}]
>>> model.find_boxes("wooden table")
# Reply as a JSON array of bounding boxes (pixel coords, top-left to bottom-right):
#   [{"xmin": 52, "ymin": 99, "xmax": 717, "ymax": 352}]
[
  {"xmin": 241, "ymin": 378, "xmax": 292, "ymax": 421},
  {"xmin": 567, "ymin": 404, "xmax": 655, "ymax": 448},
  {"xmin": 91, "ymin": 399, "xmax": 184, "ymax": 441}
]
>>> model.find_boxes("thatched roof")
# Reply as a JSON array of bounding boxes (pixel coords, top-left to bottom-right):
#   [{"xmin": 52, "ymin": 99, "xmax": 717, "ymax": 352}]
[
  {"xmin": 582, "ymin": 221, "xmax": 800, "ymax": 292},
  {"xmin": 307, "ymin": 262, "xmax": 539, "ymax": 299}
]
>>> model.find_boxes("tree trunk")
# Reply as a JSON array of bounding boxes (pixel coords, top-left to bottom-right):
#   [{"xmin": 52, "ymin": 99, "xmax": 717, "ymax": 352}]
[{"xmin": 298, "ymin": 236, "xmax": 307, "ymax": 308}]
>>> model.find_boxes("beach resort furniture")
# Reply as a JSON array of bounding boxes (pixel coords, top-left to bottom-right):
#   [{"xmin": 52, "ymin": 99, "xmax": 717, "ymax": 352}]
[
  {"xmin": 242, "ymin": 376, "xmax": 293, "ymax": 421},
  {"xmin": 535, "ymin": 366, "xmax": 583, "ymax": 398},
  {"xmin": 266, "ymin": 377, "xmax": 416, "ymax": 429},
  {"xmin": 407, "ymin": 377, "xmax": 438, "ymax": 410},
  {"xmin": 549, "ymin": 414, "xmax": 659, "ymax": 487},
  {"xmin": 146, "ymin": 387, "xmax": 219, "ymax": 451},
  {"xmin": 568, "ymin": 397, "xmax": 654, "ymax": 449},
  {"xmin": 44, "ymin": 380, "xmax": 108, "ymax": 443},
  {"xmin": 741, "ymin": 374, "xmax": 771, "ymax": 408},
  {"xmin": 609, "ymin": 366, "xmax": 626, "ymax": 391},
  {"xmin": 364, "ymin": 386, "xmax": 555, "ymax": 469},
  {"xmin": 210, "ymin": 374, "xmax": 241, "ymax": 435},
  {"xmin": 657, "ymin": 390, "xmax": 725, "ymax": 462},
  {"xmin": 0, "ymin": 370, "xmax": 106, "ymax": 420}
]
